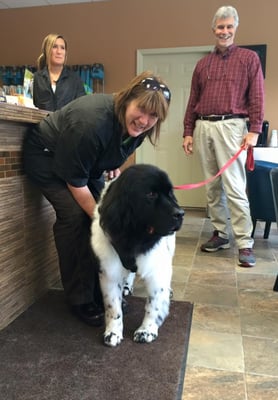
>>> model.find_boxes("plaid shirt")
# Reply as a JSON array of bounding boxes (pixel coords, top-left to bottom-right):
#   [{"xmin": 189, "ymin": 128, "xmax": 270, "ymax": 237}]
[{"xmin": 183, "ymin": 45, "xmax": 265, "ymax": 136}]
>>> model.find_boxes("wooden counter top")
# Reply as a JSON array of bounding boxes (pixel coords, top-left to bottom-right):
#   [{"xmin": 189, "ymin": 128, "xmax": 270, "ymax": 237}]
[{"xmin": 0, "ymin": 102, "xmax": 48, "ymax": 124}]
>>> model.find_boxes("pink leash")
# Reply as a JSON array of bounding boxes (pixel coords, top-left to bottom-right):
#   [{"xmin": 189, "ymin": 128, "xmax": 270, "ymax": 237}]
[{"xmin": 174, "ymin": 146, "xmax": 253, "ymax": 190}]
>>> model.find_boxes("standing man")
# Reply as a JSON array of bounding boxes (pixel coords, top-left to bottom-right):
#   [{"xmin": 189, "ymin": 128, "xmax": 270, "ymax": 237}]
[{"xmin": 182, "ymin": 5, "xmax": 264, "ymax": 267}]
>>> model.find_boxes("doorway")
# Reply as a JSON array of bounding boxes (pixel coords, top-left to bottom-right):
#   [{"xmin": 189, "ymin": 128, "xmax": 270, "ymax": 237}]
[{"xmin": 136, "ymin": 46, "xmax": 213, "ymax": 208}]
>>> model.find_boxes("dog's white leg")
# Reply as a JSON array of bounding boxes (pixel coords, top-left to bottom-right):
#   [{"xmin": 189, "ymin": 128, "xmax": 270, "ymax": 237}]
[
  {"xmin": 133, "ymin": 285, "xmax": 171, "ymax": 343},
  {"xmin": 91, "ymin": 220, "xmax": 125, "ymax": 347},
  {"xmin": 99, "ymin": 268, "xmax": 124, "ymax": 347},
  {"xmin": 133, "ymin": 236, "xmax": 174, "ymax": 344}
]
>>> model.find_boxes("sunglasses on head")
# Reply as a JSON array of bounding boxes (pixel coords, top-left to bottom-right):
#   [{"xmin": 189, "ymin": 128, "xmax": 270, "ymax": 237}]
[{"xmin": 140, "ymin": 77, "xmax": 171, "ymax": 103}]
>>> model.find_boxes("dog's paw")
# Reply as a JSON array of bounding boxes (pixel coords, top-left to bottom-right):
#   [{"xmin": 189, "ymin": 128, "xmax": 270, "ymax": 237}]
[
  {"xmin": 122, "ymin": 272, "xmax": 135, "ymax": 296},
  {"xmin": 133, "ymin": 329, "xmax": 158, "ymax": 344},
  {"xmin": 123, "ymin": 285, "xmax": 133, "ymax": 296},
  {"xmin": 103, "ymin": 331, "xmax": 123, "ymax": 347}
]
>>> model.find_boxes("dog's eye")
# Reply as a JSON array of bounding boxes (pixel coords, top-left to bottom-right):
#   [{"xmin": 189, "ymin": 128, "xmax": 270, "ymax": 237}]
[{"xmin": 146, "ymin": 191, "xmax": 158, "ymax": 200}]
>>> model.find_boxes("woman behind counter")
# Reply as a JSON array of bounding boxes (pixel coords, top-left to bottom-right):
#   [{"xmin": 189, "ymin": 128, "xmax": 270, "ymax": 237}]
[{"xmin": 33, "ymin": 33, "xmax": 86, "ymax": 111}]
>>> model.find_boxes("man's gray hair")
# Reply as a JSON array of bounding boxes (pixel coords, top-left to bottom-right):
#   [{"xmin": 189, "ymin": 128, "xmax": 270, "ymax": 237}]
[{"xmin": 212, "ymin": 5, "xmax": 239, "ymax": 29}]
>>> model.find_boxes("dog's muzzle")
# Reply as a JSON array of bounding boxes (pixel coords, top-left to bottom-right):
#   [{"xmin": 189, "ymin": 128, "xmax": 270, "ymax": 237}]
[{"xmin": 171, "ymin": 207, "xmax": 185, "ymax": 232}]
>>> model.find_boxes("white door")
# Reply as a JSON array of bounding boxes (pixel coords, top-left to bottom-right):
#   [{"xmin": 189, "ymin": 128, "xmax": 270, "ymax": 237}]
[{"xmin": 136, "ymin": 46, "xmax": 212, "ymax": 208}]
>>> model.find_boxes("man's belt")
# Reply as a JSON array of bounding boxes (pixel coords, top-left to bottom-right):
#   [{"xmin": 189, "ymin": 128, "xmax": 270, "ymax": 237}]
[{"xmin": 198, "ymin": 114, "xmax": 246, "ymax": 122}]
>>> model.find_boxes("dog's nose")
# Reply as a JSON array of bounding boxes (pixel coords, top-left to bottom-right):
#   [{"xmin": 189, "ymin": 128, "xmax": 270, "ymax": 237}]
[{"xmin": 174, "ymin": 208, "xmax": 185, "ymax": 219}]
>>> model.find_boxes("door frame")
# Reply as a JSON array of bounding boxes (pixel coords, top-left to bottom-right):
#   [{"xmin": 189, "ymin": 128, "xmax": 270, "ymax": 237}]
[{"xmin": 137, "ymin": 45, "xmax": 213, "ymax": 72}]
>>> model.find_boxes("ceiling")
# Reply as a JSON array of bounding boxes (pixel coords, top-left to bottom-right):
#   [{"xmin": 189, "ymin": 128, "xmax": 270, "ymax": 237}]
[{"xmin": 0, "ymin": 0, "xmax": 108, "ymax": 9}]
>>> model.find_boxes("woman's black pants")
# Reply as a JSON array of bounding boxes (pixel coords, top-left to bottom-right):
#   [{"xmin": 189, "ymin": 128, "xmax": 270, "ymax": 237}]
[{"xmin": 39, "ymin": 181, "xmax": 103, "ymax": 307}]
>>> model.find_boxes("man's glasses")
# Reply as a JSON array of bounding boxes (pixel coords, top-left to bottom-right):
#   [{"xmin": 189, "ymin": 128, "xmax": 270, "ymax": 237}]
[{"xmin": 140, "ymin": 77, "xmax": 171, "ymax": 103}]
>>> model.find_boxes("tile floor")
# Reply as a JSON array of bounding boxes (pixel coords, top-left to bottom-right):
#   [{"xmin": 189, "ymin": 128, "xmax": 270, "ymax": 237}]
[{"xmin": 134, "ymin": 209, "xmax": 278, "ymax": 400}]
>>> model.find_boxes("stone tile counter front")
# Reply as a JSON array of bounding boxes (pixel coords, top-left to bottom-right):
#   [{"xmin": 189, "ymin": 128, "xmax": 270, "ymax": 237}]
[{"xmin": 0, "ymin": 103, "xmax": 60, "ymax": 330}]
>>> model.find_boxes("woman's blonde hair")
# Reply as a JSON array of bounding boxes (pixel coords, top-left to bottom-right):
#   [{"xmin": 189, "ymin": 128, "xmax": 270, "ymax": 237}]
[
  {"xmin": 114, "ymin": 71, "xmax": 171, "ymax": 145},
  {"xmin": 36, "ymin": 33, "xmax": 67, "ymax": 70}
]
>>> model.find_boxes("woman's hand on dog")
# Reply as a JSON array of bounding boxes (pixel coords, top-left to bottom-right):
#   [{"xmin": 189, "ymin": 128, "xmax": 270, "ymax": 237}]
[{"xmin": 107, "ymin": 168, "xmax": 121, "ymax": 180}]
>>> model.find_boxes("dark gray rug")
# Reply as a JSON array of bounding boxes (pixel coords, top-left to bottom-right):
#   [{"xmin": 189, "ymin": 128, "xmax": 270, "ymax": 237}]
[{"xmin": 0, "ymin": 290, "xmax": 193, "ymax": 400}]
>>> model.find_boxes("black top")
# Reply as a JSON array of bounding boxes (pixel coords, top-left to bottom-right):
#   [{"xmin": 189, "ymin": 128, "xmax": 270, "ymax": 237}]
[
  {"xmin": 33, "ymin": 66, "xmax": 86, "ymax": 111},
  {"xmin": 24, "ymin": 94, "xmax": 145, "ymax": 191}
]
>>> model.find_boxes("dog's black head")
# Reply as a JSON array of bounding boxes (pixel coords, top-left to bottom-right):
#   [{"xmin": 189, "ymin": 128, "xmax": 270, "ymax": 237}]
[{"xmin": 98, "ymin": 164, "xmax": 184, "ymax": 252}]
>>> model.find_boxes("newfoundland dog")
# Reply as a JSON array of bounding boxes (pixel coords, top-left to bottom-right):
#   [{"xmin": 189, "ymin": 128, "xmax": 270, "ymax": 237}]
[{"xmin": 91, "ymin": 164, "xmax": 184, "ymax": 347}]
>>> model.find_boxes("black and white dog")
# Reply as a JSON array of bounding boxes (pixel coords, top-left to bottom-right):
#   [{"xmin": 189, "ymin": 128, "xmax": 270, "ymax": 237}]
[{"xmin": 91, "ymin": 164, "xmax": 184, "ymax": 347}]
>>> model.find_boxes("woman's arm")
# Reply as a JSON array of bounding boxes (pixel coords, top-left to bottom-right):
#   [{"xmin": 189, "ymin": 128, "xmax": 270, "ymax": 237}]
[{"xmin": 67, "ymin": 183, "xmax": 96, "ymax": 218}]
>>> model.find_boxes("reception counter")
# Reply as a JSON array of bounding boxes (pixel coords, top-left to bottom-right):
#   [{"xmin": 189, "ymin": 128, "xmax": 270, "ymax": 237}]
[
  {"xmin": 254, "ymin": 146, "xmax": 278, "ymax": 163},
  {"xmin": 0, "ymin": 103, "xmax": 60, "ymax": 330}
]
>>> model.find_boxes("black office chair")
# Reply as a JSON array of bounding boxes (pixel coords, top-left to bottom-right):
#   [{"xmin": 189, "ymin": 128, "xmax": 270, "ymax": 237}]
[
  {"xmin": 246, "ymin": 120, "xmax": 269, "ymax": 146},
  {"xmin": 246, "ymin": 160, "xmax": 278, "ymax": 239},
  {"xmin": 270, "ymin": 167, "xmax": 278, "ymax": 292}
]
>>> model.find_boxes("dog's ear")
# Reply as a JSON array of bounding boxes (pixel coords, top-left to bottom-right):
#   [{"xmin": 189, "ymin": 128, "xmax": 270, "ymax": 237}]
[{"xmin": 98, "ymin": 179, "xmax": 137, "ymax": 239}]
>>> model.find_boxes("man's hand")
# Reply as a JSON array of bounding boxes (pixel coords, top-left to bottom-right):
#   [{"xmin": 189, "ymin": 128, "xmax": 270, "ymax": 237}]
[
  {"xmin": 241, "ymin": 132, "xmax": 259, "ymax": 149},
  {"xmin": 182, "ymin": 136, "xmax": 194, "ymax": 155}
]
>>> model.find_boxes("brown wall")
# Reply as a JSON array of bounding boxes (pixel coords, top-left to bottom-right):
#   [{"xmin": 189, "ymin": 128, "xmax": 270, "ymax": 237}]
[{"xmin": 0, "ymin": 0, "xmax": 277, "ymax": 131}]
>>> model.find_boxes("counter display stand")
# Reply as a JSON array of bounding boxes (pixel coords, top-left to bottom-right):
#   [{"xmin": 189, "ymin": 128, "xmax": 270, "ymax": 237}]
[
  {"xmin": 0, "ymin": 103, "xmax": 60, "ymax": 330},
  {"xmin": 0, "ymin": 63, "xmax": 105, "ymax": 95}
]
